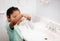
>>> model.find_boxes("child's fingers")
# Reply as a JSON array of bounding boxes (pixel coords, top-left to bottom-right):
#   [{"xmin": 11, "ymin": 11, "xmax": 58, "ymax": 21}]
[
  {"xmin": 27, "ymin": 16, "xmax": 31, "ymax": 20},
  {"xmin": 16, "ymin": 18, "xmax": 24, "ymax": 25}
]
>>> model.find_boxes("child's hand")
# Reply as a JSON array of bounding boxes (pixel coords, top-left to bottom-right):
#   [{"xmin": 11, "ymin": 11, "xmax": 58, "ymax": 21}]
[
  {"xmin": 16, "ymin": 18, "xmax": 24, "ymax": 25},
  {"xmin": 22, "ymin": 14, "xmax": 31, "ymax": 21}
]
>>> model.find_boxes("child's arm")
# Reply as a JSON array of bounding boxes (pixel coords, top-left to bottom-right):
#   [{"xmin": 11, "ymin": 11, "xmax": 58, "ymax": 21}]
[
  {"xmin": 16, "ymin": 14, "xmax": 31, "ymax": 25},
  {"xmin": 22, "ymin": 13, "xmax": 31, "ymax": 21},
  {"xmin": 9, "ymin": 14, "xmax": 31, "ymax": 30},
  {"xmin": 9, "ymin": 14, "xmax": 23, "ymax": 30}
]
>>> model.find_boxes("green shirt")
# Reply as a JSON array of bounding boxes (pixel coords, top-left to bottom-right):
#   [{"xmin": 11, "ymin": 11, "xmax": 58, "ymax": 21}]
[{"xmin": 6, "ymin": 21, "xmax": 23, "ymax": 41}]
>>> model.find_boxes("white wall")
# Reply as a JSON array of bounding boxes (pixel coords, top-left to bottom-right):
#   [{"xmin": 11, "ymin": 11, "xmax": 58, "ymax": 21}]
[
  {"xmin": 37, "ymin": 0, "xmax": 60, "ymax": 24},
  {"xmin": 0, "ymin": 0, "xmax": 36, "ymax": 15},
  {"xmin": 0, "ymin": 13, "xmax": 9, "ymax": 41}
]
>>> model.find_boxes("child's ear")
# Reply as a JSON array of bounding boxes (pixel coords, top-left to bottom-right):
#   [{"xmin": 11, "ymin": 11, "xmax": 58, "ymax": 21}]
[{"xmin": 7, "ymin": 16, "xmax": 11, "ymax": 22}]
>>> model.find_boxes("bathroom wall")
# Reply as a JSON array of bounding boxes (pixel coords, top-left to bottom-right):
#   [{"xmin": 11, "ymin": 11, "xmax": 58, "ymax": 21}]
[
  {"xmin": 0, "ymin": 0, "xmax": 36, "ymax": 15},
  {"xmin": 36, "ymin": 0, "xmax": 60, "ymax": 24},
  {"xmin": 0, "ymin": 13, "xmax": 9, "ymax": 41}
]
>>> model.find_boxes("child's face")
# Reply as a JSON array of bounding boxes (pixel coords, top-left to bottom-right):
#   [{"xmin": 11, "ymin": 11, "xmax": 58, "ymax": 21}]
[{"xmin": 7, "ymin": 10, "xmax": 21, "ymax": 22}]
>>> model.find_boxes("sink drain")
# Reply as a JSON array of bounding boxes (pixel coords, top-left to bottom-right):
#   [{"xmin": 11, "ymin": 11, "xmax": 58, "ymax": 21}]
[{"xmin": 44, "ymin": 38, "xmax": 48, "ymax": 40}]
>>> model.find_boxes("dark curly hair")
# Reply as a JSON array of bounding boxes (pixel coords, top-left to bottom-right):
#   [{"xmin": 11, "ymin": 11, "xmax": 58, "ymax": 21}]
[{"xmin": 6, "ymin": 7, "xmax": 20, "ymax": 18}]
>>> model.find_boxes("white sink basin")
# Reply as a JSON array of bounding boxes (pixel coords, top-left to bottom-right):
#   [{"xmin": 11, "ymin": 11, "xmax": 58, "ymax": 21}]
[{"xmin": 18, "ymin": 17, "xmax": 60, "ymax": 41}]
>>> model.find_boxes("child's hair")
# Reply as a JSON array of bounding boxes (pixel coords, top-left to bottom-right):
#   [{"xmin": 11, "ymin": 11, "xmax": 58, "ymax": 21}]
[{"xmin": 6, "ymin": 7, "xmax": 19, "ymax": 18}]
